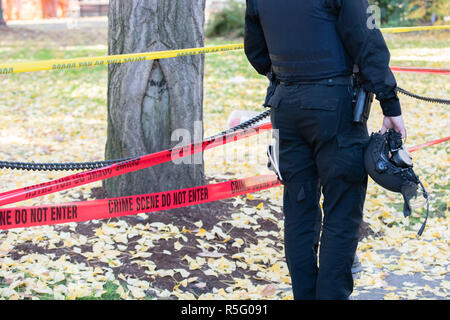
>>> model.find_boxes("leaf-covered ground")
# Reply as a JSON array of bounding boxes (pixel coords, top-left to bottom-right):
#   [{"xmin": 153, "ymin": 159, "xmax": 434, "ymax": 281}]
[{"xmin": 0, "ymin": 24, "xmax": 448, "ymax": 300}]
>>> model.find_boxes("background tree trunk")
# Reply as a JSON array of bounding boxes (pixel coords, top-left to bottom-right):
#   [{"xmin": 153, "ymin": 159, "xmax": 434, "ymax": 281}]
[
  {"xmin": 105, "ymin": 0, "xmax": 206, "ymax": 197},
  {"xmin": 0, "ymin": 0, "xmax": 6, "ymax": 26}
]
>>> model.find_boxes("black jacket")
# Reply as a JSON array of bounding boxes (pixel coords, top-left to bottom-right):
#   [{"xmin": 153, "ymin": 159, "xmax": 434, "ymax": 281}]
[{"xmin": 244, "ymin": 0, "xmax": 402, "ymax": 117}]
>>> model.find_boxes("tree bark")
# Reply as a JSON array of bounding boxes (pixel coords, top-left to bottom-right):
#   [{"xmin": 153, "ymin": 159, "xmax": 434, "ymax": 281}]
[
  {"xmin": 105, "ymin": 0, "xmax": 206, "ymax": 197},
  {"xmin": 0, "ymin": 0, "xmax": 6, "ymax": 26}
]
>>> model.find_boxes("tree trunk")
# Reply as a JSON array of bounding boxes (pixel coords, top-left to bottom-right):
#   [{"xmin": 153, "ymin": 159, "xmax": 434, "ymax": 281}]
[
  {"xmin": 105, "ymin": 0, "xmax": 206, "ymax": 197},
  {"xmin": 0, "ymin": 0, "xmax": 6, "ymax": 26}
]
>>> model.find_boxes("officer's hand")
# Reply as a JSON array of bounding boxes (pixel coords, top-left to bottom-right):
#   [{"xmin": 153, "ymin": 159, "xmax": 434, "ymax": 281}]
[{"xmin": 380, "ymin": 115, "xmax": 407, "ymax": 140}]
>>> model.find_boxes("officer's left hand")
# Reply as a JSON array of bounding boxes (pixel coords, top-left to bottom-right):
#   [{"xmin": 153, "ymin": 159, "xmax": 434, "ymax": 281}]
[{"xmin": 380, "ymin": 115, "xmax": 407, "ymax": 140}]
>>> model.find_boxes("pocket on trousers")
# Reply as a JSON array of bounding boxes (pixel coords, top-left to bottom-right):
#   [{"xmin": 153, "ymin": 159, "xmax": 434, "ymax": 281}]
[
  {"xmin": 298, "ymin": 97, "xmax": 339, "ymax": 111},
  {"xmin": 280, "ymin": 85, "xmax": 339, "ymax": 111},
  {"xmin": 331, "ymin": 134, "xmax": 369, "ymax": 183},
  {"xmin": 295, "ymin": 96, "xmax": 340, "ymax": 143}
]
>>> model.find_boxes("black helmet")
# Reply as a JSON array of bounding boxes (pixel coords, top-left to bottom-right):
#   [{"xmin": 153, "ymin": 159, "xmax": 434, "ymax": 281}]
[{"xmin": 364, "ymin": 130, "xmax": 429, "ymax": 236}]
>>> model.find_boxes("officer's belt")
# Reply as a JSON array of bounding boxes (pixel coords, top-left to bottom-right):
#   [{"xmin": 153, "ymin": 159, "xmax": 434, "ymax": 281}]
[{"xmin": 278, "ymin": 75, "xmax": 353, "ymax": 87}]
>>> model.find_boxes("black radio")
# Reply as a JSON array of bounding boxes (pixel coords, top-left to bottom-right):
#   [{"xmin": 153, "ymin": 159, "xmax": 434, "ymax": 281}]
[{"xmin": 353, "ymin": 87, "xmax": 374, "ymax": 123}]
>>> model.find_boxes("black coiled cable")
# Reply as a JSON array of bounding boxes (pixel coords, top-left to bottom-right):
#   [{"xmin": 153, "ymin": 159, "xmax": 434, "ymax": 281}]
[
  {"xmin": 0, "ymin": 159, "xmax": 131, "ymax": 172},
  {"xmin": 217, "ymin": 109, "xmax": 271, "ymax": 137},
  {"xmin": 397, "ymin": 86, "xmax": 450, "ymax": 105}
]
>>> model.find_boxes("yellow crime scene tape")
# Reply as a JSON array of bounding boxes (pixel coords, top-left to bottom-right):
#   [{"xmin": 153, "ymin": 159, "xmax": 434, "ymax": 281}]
[
  {"xmin": 0, "ymin": 43, "xmax": 244, "ymax": 75},
  {"xmin": 0, "ymin": 25, "xmax": 448, "ymax": 75},
  {"xmin": 381, "ymin": 25, "xmax": 450, "ymax": 33}
]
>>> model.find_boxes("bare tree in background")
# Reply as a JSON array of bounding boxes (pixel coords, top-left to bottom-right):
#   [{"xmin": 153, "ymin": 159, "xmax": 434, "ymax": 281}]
[
  {"xmin": 0, "ymin": 1, "xmax": 6, "ymax": 26},
  {"xmin": 105, "ymin": 0, "xmax": 206, "ymax": 197}
]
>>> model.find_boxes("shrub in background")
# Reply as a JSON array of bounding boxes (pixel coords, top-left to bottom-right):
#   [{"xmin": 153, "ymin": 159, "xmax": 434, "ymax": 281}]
[
  {"xmin": 206, "ymin": 0, "xmax": 245, "ymax": 38},
  {"xmin": 370, "ymin": 0, "xmax": 449, "ymax": 26}
]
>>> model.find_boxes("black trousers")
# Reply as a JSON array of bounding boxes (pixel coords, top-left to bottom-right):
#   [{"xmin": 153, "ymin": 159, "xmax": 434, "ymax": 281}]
[{"xmin": 269, "ymin": 80, "xmax": 369, "ymax": 300}]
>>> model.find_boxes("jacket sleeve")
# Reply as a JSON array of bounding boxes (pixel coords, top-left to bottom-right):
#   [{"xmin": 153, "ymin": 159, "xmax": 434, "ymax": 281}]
[
  {"xmin": 328, "ymin": 0, "xmax": 402, "ymax": 116},
  {"xmin": 244, "ymin": 0, "xmax": 271, "ymax": 76}
]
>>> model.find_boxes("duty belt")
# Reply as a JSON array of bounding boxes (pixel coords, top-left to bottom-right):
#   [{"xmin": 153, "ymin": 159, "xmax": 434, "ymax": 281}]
[{"xmin": 278, "ymin": 75, "xmax": 353, "ymax": 86}]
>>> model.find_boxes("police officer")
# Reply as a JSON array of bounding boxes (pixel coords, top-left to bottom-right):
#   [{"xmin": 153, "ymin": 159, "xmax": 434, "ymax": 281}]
[{"xmin": 244, "ymin": 0, "xmax": 407, "ymax": 299}]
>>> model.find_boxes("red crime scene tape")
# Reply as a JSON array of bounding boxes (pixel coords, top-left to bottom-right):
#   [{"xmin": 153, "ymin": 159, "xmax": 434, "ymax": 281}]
[
  {"xmin": 408, "ymin": 136, "xmax": 450, "ymax": 153},
  {"xmin": 0, "ymin": 174, "xmax": 281, "ymax": 230},
  {"xmin": 391, "ymin": 66, "xmax": 450, "ymax": 75}
]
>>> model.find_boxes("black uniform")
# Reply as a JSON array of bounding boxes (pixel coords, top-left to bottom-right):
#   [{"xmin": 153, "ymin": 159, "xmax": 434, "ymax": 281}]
[{"xmin": 244, "ymin": 0, "xmax": 401, "ymax": 299}]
